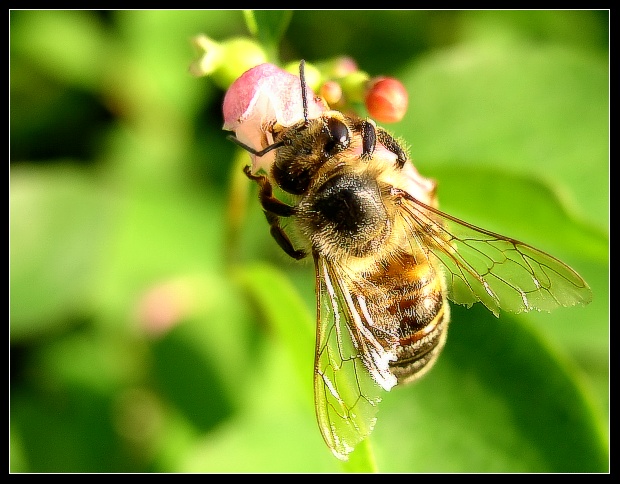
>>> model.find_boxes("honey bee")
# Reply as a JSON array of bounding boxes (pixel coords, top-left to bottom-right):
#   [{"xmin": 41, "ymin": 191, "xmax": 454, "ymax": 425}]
[{"xmin": 227, "ymin": 61, "xmax": 592, "ymax": 460}]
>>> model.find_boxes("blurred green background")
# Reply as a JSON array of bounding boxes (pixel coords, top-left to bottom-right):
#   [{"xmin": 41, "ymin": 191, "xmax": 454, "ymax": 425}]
[{"xmin": 10, "ymin": 10, "xmax": 608, "ymax": 473}]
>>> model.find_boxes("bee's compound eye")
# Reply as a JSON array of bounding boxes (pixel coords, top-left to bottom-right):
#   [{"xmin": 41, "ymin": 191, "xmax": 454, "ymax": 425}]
[{"xmin": 324, "ymin": 117, "xmax": 350, "ymax": 156}]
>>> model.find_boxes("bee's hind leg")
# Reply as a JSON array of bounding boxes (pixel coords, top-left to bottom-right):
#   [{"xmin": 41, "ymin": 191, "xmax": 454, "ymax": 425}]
[{"xmin": 243, "ymin": 166, "xmax": 307, "ymax": 260}]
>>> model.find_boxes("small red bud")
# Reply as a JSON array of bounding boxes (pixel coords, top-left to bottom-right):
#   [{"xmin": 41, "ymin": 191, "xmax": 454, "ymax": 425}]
[{"xmin": 365, "ymin": 77, "xmax": 408, "ymax": 123}]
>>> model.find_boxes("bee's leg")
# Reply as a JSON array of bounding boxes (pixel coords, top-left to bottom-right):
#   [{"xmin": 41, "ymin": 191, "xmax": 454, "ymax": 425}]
[
  {"xmin": 264, "ymin": 212, "xmax": 306, "ymax": 260},
  {"xmin": 358, "ymin": 119, "xmax": 376, "ymax": 160},
  {"xmin": 244, "ymin": 166, "xmax": 296, "ymax": 217},
  {"xmin": 375, "ymin": 128, "xmax": 408, "ymax": 168},
  {"xmin": 243, "ymin": 166, "xmax": 307, "ymax": 260}
]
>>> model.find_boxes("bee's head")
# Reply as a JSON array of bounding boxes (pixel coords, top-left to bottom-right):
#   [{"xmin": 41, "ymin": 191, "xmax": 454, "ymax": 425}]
[{"xmin": 223, "ymin": 61, "xmax": 327, "ymax": 174}]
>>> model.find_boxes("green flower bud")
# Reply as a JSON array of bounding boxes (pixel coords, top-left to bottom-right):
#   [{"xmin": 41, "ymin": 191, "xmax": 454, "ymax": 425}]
[
  {"xmin": 283, "ymin": 60, "xmax": 322, "ymax": 93},
  {"xmin": 190, "ymin": 35, "xmax": 268, "ymax": 90},
  {"xmin": 338, "ymin": 70, "xmax": 370, "ymax": 104}
]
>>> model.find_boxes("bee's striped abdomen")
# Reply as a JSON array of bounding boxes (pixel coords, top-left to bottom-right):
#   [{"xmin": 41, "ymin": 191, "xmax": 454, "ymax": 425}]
[{"xmin": 364, "ymin": 254, "xmax": 450, "ymax": 385}]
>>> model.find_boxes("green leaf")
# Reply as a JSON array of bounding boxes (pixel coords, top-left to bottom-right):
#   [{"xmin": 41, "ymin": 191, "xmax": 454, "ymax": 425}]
[
  {"xmin": 233, "ymin": 262, "xmax": 315, "ymax": 403},
  {"xmin": 397, "ymin": 40, "xmax": 608, "ymax": 231}
]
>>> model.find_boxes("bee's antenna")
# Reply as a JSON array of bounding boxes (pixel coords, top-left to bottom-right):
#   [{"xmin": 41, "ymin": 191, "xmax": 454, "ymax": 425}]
[
  {"xmin": 299, "ymin": 59, "xmax": 309, "ymax": 124},
  {"xmin": 227, "ymin": 134, "xmax": 285, "ymax": 156}
]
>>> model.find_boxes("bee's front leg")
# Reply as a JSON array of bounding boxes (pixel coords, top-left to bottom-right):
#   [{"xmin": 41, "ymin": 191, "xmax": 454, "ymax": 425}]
[
  {"xmin": 355, "ymin": 120, "xmax": 408, "ymax": 168},
  {"xmin": 244, "ymin": 166, "xmax": 296, "ymax": 217},
  {"xmin": 243, "ymin": 166, "xmax": 307, "ymax": 260},
  {"xmin": 375, "ymin": 128, "xmax": 408, "ymax": 168}
]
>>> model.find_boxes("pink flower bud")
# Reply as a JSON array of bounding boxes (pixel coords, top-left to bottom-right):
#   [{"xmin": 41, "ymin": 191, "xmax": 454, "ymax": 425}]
[
  {"xmin": 319, "ymin": 80, "xmax": 343, "ymax": 107},
  {"xmin": 318, "ymin": 56, "xmax": 358, "ymax": 79},
  {"xmin": 222, "ymin": 63, "xmax": 326, "ymax": 173}
]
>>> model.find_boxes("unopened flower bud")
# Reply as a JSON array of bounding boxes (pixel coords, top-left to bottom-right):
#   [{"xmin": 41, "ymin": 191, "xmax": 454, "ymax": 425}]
[
  {"xmin": 190, "ymin": 35, "xmax": 268, "ymax": 90},
  {"xmin": 339, "ymin": 70, "xmax": 371, "ymax": 104},
  {"xmin": 316, "ymin": 56, "xmax": 359, "ymax": 79},
  {"xmin": 365, "ymin": 76, "xmax": 408, "ymax": 123},
  {"xmin": 320, "ymin": 80, "xmax": 343, "ymax": 107}
]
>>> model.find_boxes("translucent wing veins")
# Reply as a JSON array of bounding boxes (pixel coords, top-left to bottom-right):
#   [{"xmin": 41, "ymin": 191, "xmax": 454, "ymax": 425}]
[
  {"xmin": 313, "ymin": 256, "xmax": 390, "ymax": 460},
  {"xmin": 392, "ymin": 187, "xmax": 592, "ymax": 316}
]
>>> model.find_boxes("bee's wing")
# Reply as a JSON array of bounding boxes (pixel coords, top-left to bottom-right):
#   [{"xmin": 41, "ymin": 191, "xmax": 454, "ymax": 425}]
[
  {"xmin": 395, "ymin": 189, "xmax": 592, "ymax": 316},
  {"xmin": 313, "ymin": 254, "xmax": 397, "ymax": 461}
]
